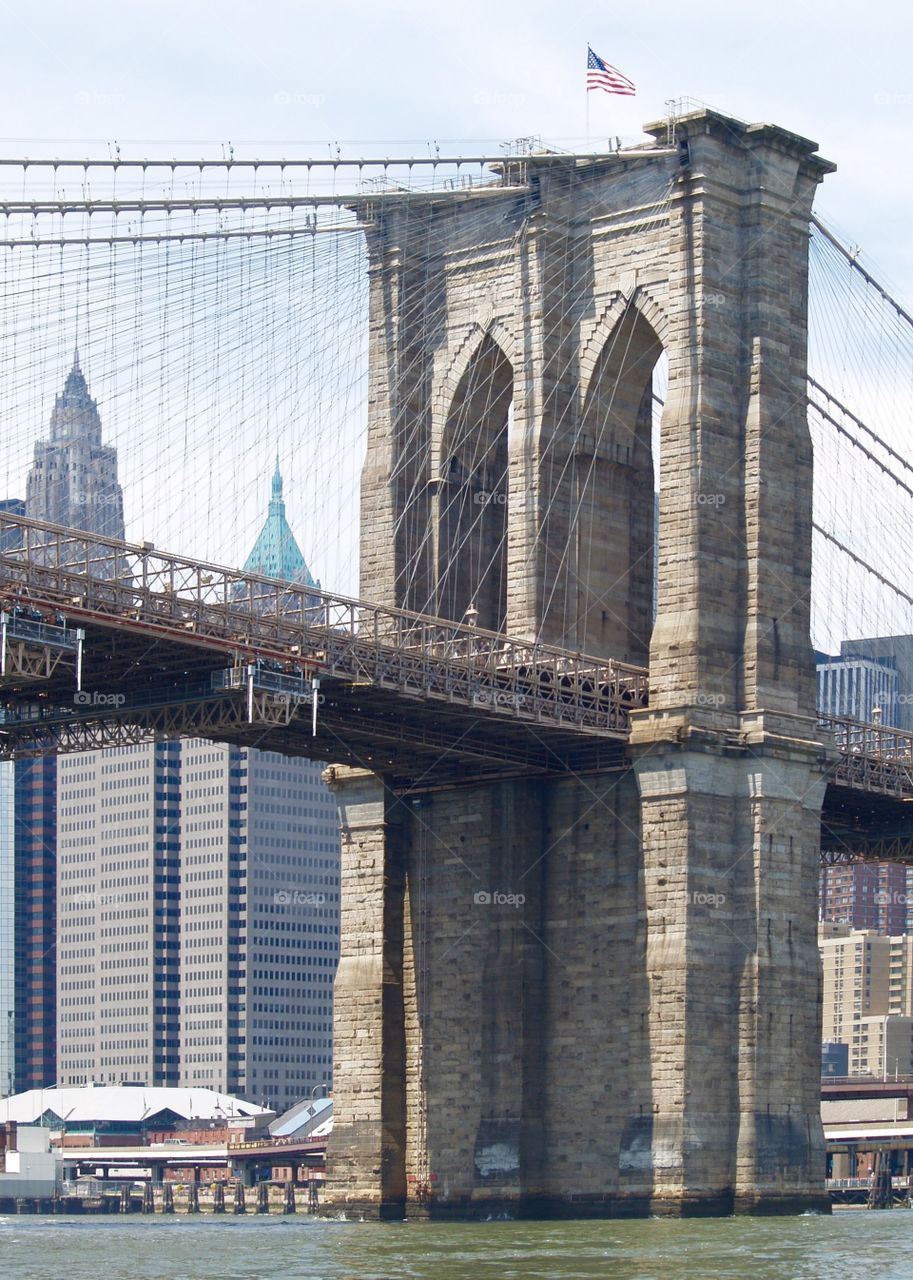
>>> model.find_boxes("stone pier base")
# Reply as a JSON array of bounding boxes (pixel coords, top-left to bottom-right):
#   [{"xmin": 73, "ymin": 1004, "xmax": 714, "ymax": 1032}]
[{"xmin": 323, "ymin": 755, "xmax": 829, "ymax": 1221}]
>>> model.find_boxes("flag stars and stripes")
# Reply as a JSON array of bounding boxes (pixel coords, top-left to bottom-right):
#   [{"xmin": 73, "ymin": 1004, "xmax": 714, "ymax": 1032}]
[{"xmin": 587, "ymin": 46, "xmax": 636, "ymax": 96}]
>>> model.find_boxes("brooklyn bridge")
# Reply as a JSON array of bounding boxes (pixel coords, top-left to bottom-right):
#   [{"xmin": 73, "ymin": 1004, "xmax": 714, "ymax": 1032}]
[{"xmin": 2, "ymin": 105, "xmax": 912, "ymax": 1217}]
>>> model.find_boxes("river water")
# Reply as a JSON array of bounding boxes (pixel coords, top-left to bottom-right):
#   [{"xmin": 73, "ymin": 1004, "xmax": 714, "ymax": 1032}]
[{"xmin": 0, "ymin": 1211, "xmax": 904, "ymax": 1280}]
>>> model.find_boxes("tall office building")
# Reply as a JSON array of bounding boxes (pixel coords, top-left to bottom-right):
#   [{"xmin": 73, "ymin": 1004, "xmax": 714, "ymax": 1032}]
[
  {"xmin": 175, "ymin": 468, "xmax": 338, "ymax": 1108},
  {"xmin": 25, "ymin": 352, "xmax": 125, "ymax": 543},
  {"xmin": 8, "ymin": 356, "xmax": 128, "ymax": 1092},
  {"xmin": 0, "ymin": 500, "xmax": 24, "ymax": 1094},
  {"xmin": 57, "ymin": 741, "xmax": 181, "ymax": 1086},
  {"xmin": 177, "ymin": 740, "xmax": 339, "ymax": 1107},
  {"xmin": 840, "ymin": 636, "xmax": 913, "ymax": 732},
  {"xmin": 816, "ymin": 648, "xmax": 900, "ymax": 728},
  {"xmin": 0, "ymin": 752, "xmax": 48, "ymax": 1100},
  {"xmin": 51, "ymin": 442, "xmax": 339, "ymax": 1108},
  {"xmin": 3, "ymin": 496, "xmax": 57, "ymax": 1094},
  {"xmin": 13, "ymin": 757, "xmax": 58, "ymax": 1090},
  {"xmin": 0, "ymin": 759, "xmax": 14, "ymax": 1096}
]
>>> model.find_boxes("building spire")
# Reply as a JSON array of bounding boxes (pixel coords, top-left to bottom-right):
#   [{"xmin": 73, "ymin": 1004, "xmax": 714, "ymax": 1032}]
[{"xmin": 243, "ymin": 454, "xmax": 316, "ymax": 588}]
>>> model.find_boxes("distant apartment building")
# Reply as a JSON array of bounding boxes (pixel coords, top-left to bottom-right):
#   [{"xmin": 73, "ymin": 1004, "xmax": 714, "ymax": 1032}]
[
  {"xmin": 819, "ymin": 862, "xmax": 909, "ymax": 936},
  {"xmin": 819, "ymin": 925, "xmax": 913, "ymax": 1075}
]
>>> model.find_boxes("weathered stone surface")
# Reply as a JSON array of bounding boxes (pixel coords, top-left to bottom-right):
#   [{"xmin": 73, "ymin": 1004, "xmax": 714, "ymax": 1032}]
[{"xmin": 325, "ymin": 109, "xmax": 834, "ymax": 1219}]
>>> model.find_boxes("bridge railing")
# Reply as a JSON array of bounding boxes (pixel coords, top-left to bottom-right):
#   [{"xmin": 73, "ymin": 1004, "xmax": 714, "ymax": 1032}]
[
  {"xmin": 820, "ymin": 714, "xmax": 913, "ymax": 797},
  {"xmin": 0, "ymin": 512, "xmax": 648, "ymax": 733}
]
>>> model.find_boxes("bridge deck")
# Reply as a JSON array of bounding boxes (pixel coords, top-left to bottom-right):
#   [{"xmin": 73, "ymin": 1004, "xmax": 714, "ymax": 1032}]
[
  {"xmin": 0, "ymin": 514, "xmax": 643, "ymax": 786},
  {"xmin": 2, "ymin": 514, "xmax": 913, "ymax": 825}
]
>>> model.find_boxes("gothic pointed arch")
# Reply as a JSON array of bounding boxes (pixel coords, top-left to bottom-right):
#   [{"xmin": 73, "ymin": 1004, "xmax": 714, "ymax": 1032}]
[
  {"xmin": 568, "ymin": 302, "xmax": 664, "ymax": 663},
  {"xmin": 434, "ymin": 332, "xmax": 513, "ymax": 630}
]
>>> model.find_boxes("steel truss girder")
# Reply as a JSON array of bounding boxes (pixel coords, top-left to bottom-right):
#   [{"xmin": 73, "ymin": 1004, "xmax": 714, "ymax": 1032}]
[
  {"xmin": 820, "ymin": 838, "xmax": 913, "ymax": 865},
  {"xmin": 0, "ymin": 691, "xmax": 295, "ymax": 760},
  {"xmin": 0, "ymin": 640, "xmax": 74, "ymax": 685}
]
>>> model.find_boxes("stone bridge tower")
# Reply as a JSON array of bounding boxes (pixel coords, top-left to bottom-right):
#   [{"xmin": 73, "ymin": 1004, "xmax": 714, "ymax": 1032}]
[{"xmin": 326, "ymin": 109, "xmax": 835, "ymax": 1218}]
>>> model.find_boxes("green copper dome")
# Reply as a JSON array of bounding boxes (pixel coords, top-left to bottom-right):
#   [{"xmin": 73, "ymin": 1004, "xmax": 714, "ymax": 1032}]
[{"xmin": 242, "ymin": 459, "xmax": 318, "ymax": 588}]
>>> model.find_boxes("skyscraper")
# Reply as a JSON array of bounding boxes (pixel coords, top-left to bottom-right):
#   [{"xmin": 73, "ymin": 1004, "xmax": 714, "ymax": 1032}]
[
  {"xmin": 25, "ymin": 352, "xmax": 124, "ymax": 542},
  {"xmin": 47, "ymin": 430, "xmax": 339, "ymax": 1106},
  {"xmin": 0, "ymin": 499, "xmax": 24, "ymax": 1094},
  {"xmin": 8, "ymin": 355, "xmax": 127, "ymax": 1093},
  {"xmin": 13, "ymin": 756, "xmax": 57, "ymax": 1090},
  {"xmin": 0, "ymin": 757, "xmax": 14, "ymax": 1097}
]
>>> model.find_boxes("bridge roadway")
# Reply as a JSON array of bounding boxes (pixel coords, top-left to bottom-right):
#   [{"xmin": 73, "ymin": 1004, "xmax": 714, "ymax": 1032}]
[{"xmin": 0, "ymin": 513, "xmax": 911, "ymax": 857}]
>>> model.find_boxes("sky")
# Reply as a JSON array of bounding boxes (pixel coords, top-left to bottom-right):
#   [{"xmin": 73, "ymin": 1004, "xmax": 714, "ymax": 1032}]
[{"xmin": 0, "ymin": 0, "xmax": 910, "ymax": 637}]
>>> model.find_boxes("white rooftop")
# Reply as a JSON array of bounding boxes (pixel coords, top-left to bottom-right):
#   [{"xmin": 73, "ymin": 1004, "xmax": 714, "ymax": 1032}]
[{"xmin": 0, "ymin": 1085, "xmax": 270, "ymax": 1127}]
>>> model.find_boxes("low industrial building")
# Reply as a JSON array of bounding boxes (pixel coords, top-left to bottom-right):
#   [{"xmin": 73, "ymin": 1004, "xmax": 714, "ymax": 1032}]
[
  {"xmin": 824, "ymin": 1078, "xmax": 913, "ymax": 1179},
  {"xmin": 0, "ymin": 1084, "xmax": 272, "ymax": 1147},
  {"xmin": 0, "ymin": 1123, "xmax": 62, "ymax": 1198}
]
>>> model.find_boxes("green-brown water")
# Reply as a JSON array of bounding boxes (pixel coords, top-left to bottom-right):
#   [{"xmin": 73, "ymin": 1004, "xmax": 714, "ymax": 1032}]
[{"xmin": 0, "ymin": 1211, "xmax": 902, "ymax": 1279}]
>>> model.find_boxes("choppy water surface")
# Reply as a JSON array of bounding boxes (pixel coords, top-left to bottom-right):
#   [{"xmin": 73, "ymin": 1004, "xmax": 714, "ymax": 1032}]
[{"xmin": 0, "ymin": 1211, "xmax": 901, "ymax": 1279}]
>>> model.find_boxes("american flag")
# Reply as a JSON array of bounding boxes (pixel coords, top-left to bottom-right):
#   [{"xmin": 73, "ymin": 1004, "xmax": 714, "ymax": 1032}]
[{"xmin": 587, "ymin": 46, "xmax": 635, "ymax": 96}]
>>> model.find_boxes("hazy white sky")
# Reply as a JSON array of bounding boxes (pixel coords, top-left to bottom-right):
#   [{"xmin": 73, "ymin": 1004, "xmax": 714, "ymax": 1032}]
[{"xmin": 1, "ymin": 0, "xmax": 910, "ymax": 292}]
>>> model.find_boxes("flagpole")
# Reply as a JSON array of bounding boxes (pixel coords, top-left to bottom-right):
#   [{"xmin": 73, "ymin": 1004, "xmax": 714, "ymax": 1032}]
[{"xmin": 585, "ymin": 43, "xmax": 590, "ymax": 149}]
